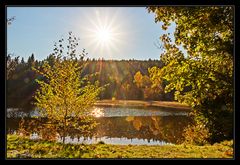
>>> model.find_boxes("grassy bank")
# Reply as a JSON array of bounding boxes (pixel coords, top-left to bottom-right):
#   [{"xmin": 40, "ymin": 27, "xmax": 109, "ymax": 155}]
[
  {"xmin": 7, "ymin": 134, "xmax": 233, "ymax": 159},
  {"xmin": 94, "ymin": 100, "xmax": 191, "ymax": 110}
]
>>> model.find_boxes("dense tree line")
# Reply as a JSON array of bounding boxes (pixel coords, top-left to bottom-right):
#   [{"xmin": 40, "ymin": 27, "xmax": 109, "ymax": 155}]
[
  {"xmin": 83, "ymin": 59, "xmax": 174, "ymax": 100},
  {"xmin": 7, "ymin": 54, "xmax": 174, "ymax": 111},
  {"xmin": 7, "ymin": 54, "xmax": 40, "ymax": 112}
]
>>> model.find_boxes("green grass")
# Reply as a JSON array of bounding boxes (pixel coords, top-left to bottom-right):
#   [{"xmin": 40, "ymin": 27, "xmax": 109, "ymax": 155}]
[{"xmin": 7, "ymin": 134, "xmax": 233, "ymax": 159}]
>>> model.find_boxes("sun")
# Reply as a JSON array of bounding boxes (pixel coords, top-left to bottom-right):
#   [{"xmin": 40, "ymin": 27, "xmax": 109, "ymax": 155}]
[
  {"xmin": 95, "ymin": 27, "xmax": 112, "ymax": 44},
  {"xmin": 79, "ymin": 8, "xmax": 127, "ymax": 58}
]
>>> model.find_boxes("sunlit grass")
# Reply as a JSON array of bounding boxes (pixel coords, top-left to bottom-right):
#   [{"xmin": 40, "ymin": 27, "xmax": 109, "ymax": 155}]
[{"xmin": 7, "ymin": 134, "xmax": 233, "ymax": 159}]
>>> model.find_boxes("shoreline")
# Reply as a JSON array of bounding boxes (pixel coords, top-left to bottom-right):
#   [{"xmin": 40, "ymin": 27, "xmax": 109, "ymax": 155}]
[{"xmin": 94, "ymin": 100, "xmax": 191, "ymax": 110}]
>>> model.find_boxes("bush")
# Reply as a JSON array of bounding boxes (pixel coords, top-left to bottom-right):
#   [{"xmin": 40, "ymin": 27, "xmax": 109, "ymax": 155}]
[{"xmin": 183, "ymin": 123, "xmax": 211, "ymax": 146}]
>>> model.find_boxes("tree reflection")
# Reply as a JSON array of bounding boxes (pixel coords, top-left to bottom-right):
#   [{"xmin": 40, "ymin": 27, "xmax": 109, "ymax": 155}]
[
  {"xmin": 15, "ymin": 117, "xmax": 97, "ymax": 142},
  {"xmin": 7, "ymin": 116, "xmax": 191, "ymax": 144},
  {"xmin": 94, "ymin": 116, "xmax": 191, "ymax": 144}
]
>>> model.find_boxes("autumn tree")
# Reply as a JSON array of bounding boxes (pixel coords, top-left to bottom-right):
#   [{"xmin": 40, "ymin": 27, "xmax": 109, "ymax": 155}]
[
  {"xmin": 133, "ymin": 71, "xmax": 162, "ymax": 100},
  {"xmin": 147, "ymin": 6, "xmax": 233, "ymax": 144},
  {"xmin": 33, "ymin": 32, "xmax": 103, "ymax": 143}
]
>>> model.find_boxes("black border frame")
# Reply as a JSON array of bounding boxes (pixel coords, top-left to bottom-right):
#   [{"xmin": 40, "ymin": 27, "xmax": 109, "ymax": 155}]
[{"xmin": 2, "ymin": 0, "xmax": 239, "ymax": 161}]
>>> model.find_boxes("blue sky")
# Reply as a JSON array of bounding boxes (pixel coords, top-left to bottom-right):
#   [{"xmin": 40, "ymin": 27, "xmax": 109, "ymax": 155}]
[{"xmin": 7, "ymin": 7, "xmax": 177, "ymax": 61}]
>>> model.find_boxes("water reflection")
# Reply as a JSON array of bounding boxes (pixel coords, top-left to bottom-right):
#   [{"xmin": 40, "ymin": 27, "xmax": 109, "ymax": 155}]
[
  {"xmin": 7, "ymin": 115, "xmax": 191, "ymax": 145},
  {"xmin": 61, "ymin": 136, "xmax": 173, "ymax": 145},
  {"xmin": 94, "ymin": 116, "xmax": 191, "ymax": 144},
  {"xmin": 91, "ymin": 108, "xmax": 104, "ymax": 117},
  {"xmin": 91, "ymin": 106, "xmax": 188, "ymax": 117},
  {"xmin": 7, "ymin": 106, "xmax": 188, "ymax": 118}
]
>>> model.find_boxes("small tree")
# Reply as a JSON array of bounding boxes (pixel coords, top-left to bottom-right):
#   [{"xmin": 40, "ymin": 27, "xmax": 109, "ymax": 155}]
[{"xmin": 33, "ymin": 32, "xmax": 103, "ymax": 143}]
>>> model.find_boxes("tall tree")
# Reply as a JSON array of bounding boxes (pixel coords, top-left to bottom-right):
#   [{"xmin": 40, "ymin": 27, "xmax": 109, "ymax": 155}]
[
  {"xmin": 33, "ymin": 32, "xmax": 103, "ymax": 143},
  {"xmin": 21, "ymin": 57, "xmax": 25, "ymax": 64},
  {"xmin": 7, "ymin": 55, "xmax": 19, "ymax": 80},
  {"xmin": 147, "ymin": 6, "xmax": 233, "ymax": 143},
  {"xmin": 7, "ymin": 16, "xmax": 18, "ymax": 80},
  {"xmin": 27, "ymin": 53, "xmax": 36, "ymax": 67}
]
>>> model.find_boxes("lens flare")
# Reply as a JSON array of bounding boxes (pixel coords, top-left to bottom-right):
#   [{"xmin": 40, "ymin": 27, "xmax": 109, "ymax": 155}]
[{"xmin": 78, "ymin": 8, "xmax": 128, "ymax": 59}]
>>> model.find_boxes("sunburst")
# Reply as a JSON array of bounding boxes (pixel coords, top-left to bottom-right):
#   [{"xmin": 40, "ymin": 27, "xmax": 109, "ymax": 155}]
[{"xmin": 79, "ymin": 8, "xmax": 127, "ymax": 59}]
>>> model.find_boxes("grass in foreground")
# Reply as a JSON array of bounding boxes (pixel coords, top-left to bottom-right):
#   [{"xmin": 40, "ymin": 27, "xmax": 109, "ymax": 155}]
[{"xmin": 7, "ymin": 134, "xmax": 233, "ymax": 159}]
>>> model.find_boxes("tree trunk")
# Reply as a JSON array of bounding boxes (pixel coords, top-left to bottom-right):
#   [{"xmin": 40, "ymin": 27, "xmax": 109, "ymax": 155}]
[
  {"xmin": 63, "ymin": 135, "xmax": 65, "ymax": 144},
  {"xmin": 63, "ymin": 98, "xmax": 68, "ymax": 144},
  {"xmin": 63, "ymin": 117, "xmax": 66, "ymax": 144}
]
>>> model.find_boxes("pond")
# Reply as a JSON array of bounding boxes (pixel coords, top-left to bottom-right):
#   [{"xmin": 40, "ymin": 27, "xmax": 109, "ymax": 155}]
[{"xmin": 7, "ymin": 106, "xmax": 191, "ymax": 145}]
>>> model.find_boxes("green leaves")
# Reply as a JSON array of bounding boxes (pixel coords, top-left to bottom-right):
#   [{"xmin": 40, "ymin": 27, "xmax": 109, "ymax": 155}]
[
  {"xmin": 147, "ymin": 6, "xmax": 233, "ymax": 107},
  {"xmin": 32, "ymin": 33, "xmax": 102, "ymax": 143},
  {"xmin": 147, "ymin": 7, "xmax": 233, "ymax": 143},
  {"xmin": 133, "ymin": 70, "xmax": 163, "ymax": 100}
]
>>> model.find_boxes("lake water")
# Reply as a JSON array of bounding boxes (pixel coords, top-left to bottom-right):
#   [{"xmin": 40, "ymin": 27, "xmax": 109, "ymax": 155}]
[{"xmin": 7, "ymin": 106, "xmax": 191, "ymax": 145}]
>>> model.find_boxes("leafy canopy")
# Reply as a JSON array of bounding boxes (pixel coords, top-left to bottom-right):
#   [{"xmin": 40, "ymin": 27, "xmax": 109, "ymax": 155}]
[
  {"xmin": 32, "ymin": 32, "xmax": 103, "ymax": 142},
  {"xmin": 147, "ymin": 6, "xmax": 233, "ymax": 109},
  {"xmin": 147, "ymin": 7, "xmax": 233, "ymax": 143}
]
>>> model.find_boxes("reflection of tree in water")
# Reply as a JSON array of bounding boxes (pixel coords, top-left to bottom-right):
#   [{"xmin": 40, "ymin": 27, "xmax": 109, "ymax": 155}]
[
  {"xmin": 94, "ymin": 116, "xmax": 192, "ymax": 144},
  {"xmin": 8, "ymin": 117, "xmax": 97, "ymax": 142},
  {"xmin": 7, "ymin": 116, "xmax": 191, "ymax": 144}
]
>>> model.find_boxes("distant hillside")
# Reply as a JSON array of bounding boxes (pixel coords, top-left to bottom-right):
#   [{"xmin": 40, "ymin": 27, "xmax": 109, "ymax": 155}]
[
  {"xmin": 82, "ymin": 60, "xmax": 167, "ymax": 100},
  {"xmin": 7, "ymin": 57, "xmax": 175, "ymax": 110}
]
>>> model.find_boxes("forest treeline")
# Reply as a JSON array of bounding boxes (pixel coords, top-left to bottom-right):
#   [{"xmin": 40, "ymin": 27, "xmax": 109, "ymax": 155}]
[{"xmin": 7, "ymin": 54, "xmax": 174, "ymax": 110}]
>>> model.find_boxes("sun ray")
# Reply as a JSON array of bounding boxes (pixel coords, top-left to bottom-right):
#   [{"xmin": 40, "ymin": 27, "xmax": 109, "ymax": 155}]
[{"xmin": 76, "ymin": 8, "xmax": 127, "ymax": 59}]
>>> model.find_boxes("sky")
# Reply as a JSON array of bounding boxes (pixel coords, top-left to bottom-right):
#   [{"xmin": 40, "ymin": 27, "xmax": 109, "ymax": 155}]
[{"xmin": 7, "ymin": 7, "xmax": 177, "ymax": 61}]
